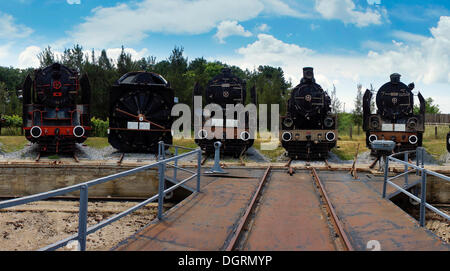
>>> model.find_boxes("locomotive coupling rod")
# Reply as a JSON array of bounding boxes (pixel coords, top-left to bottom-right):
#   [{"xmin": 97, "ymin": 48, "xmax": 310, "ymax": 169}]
[{"xmin": 311, "ymin": 168, "xmax": 354, "ymax": 251}]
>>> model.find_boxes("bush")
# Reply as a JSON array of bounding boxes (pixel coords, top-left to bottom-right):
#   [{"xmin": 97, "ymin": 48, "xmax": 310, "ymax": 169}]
[
  {"xmin": 90, "ymin": 117, "xmax": 109, "ymax": 137},
  {"xmin": 2, "ymin": 114, "xmax": 22, "ymax": 128}
]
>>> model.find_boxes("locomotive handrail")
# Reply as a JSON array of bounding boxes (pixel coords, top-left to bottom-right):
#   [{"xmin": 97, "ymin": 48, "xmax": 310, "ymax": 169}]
[
  {"xmin": 0, "ymin": 143, "xmax": 202, "ymax": 251},
  {"xmin": 383, "ymin": 147, "xmax": 450, "ymax": 227}
]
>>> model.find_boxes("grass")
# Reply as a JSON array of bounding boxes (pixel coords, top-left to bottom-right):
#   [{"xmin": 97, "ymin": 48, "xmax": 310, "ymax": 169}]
[
  {"xmin": 0, "ymin": 124, "xmax": 448, "ymax": 161},
  {"xmin": 83, "ymin": 137, "xmax": 110, "ymax": 149},
  {"xmin": 0, "ymin": 136, "xmax": 28, "ymax": 153}
]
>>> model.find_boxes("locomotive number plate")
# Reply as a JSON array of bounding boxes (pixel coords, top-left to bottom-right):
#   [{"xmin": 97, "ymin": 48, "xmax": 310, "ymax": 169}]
[
  {"xmin": 382, "ymin": 124, "xmax": 393, "ymax": 131},
  {"xmin": 127, "ymin": 122, "xmax": 139, "ymax": 130},
  {"xmin": 394, "ymin": 124, "xmax": 406, "ymax": 132},
  {"xmin": 209, "ymin": 118, "xmax": 239, "ymax": 127},
  {"xmin": 127, "ymin": 122, "xmax": 151, "ymax": 130},
  {"xmin": 139, "ymin": 122, "xmax": 150, "ymax": 130}
]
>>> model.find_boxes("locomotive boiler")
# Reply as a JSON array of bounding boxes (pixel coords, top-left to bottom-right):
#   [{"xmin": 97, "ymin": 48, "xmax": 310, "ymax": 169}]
[
  {"xmin": 280, "ymin": 67, "xmax": 337, "ymax": 160},
  {"xmin": 108, "ymin": 71, "xmax": 174, "ymax": 153},
  {"xmin": 194, "ymin": 68, "xmax": 256, "ymax": 156},
  {"xmin": 363, "ymin": 73, "xmax": 425, "ymax": 155},
  {"xmin": 22, "ymin": 63, "xmax": 91, "ymax": 153}
]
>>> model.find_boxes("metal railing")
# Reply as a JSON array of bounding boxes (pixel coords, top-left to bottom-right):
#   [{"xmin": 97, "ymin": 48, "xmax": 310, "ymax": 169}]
[
  {"xmin": 0, "ymin": 141, "xmax": 202, "ymax": 251},
  {"xmin": 383, "ymin": 147, "xmax": 450, "ymax": 227}
]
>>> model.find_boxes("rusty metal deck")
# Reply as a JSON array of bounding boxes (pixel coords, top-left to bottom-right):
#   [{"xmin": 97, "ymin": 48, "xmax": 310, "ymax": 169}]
[
  {"xmin": 114, "ymin": 168, "xmax": 266, "ymax": 251},
  {"xmin": 114, "ymin": 167, "xmax": 449, "ymax": 251},
  {"xmin": 241, "ymin": 170, "xmax": 336, "ymax": 250},
  {"xmin": 317, "ymin": 171, "xmax": 449, "ymax": 251}
]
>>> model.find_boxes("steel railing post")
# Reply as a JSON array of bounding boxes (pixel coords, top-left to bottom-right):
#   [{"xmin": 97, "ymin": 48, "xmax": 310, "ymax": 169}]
[
  {"xmin": 157, "ymin": 162, "xmax": 165, "ymax": 220},
  {"xmin": 382, "ymin": 156, "xmax": 389, "ymax": 198},
  {"xmin": 421, "ymin": 147, "xmax": 425, "ymax": 168},
  {"xmin": 416, "ymin": 149, "xmax": 420, "ymax": 176},
  {"xmin": 404, "ymin": 152, "xmax": 409, "ymax": 187},
  {"xmin": 419, "ymin": 169, "xmax": 427, "ymax": 227},
  {"xmin": 174, "ymin": 147, "xmax": 178, "ymax": 182},
  {"xmin": 78, "ymin": 184, "xmax": 88, "ymax": 251},
  {"xmin": 197, "ymin": 149, "xmax": 201, "ymax": 192}
]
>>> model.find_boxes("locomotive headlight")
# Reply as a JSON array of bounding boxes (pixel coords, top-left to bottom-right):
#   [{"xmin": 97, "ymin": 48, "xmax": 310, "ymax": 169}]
[
  {"xmin": 325, "ymin": 132, "xmax": 336, "ymax": 142},
  {"xmin": 407, "ymin": 118, "xmax": 418, "ymax": 130},
  {"xmin": 240, "ymin": 131, "xmax": 250, "ymax": 141},
  {"xmin": 31, "ymin": 126, "xmax": 42, "ymax": 138},
  {"xmin": 369, "ymin": 134, "xmax": 378, "ymax": 143},
  {"xmin": 370, "ymin": 118, "xmax": 380, "ymax": 129},
  {"xmin": 73, "ymin": 126, "xmax": 85, "ymax": 138},
  {"xmin": 283, "ymin": 118, "xmax": 294, "ymax": 128},
  {"xmin": 324, "ymin": 117, "xmax": 334, "ymax": 128},
  {"xmin": 198, "ymin": 129, "xmax": 208, "ymax": 140},
  {"xmin": 409, "ymin": 135, "xmax": 418, "ymax": 145},
  {"xmin": 282, "ymin": 132, "xmax": 292, "ymax": 142}
]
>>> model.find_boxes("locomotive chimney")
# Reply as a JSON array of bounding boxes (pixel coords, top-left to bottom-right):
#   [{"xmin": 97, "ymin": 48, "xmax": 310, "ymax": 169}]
[
  {"xmin": 390, "ymin": 73, "xmax": 401, "ymax": 84},
  {"xmin": 303, "ymin": 67, "xmax": 314, "ymax": 82},
  {"xmin": 221, "ymin": 68, "xmax": 231, "ymax": 75}
]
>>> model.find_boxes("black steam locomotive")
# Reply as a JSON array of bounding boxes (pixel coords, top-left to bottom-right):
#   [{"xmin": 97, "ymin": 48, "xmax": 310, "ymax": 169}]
[
  {"xmin": 108, "ymin": 72, "xmax": 174, "ymax": 153},
  {"xmin": 22, "ymin": 63, "xmax": 91, "ymax": 153},
  {"xmin": 194, "ymin": 68, "xmax": 256, "ymax": 156},
  {"xmin": 363, "ymin": 73, "xmax": 425, "ymax": 155},
  {"xmin": 280, "ymin": 67, "xmax": 337, "ymax": 160}
]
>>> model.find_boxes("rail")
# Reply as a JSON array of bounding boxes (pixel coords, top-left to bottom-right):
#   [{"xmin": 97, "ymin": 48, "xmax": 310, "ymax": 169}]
[
  {"xmin": 383, "ymin": 147, "xmax": 450, "ymax": 227},
  {"xmin": 0, "ymin": 141, "xmax": 202, "ymax": 251}
]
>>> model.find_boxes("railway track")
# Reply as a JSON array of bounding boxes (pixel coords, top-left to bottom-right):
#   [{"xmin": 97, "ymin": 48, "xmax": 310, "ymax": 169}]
[{"xmin": 224, "ymin": 166, "xmax": 353, "ymax": 251}]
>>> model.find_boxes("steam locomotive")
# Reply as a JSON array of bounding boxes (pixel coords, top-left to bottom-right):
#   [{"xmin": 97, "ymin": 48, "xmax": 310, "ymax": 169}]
[
  {"xmin": 194, "ymin": 68, "xmax": 256, "ymax": 156},
  {"xmin": 280, "ymin": 67, "xmax": 337, "ymax": 160},
  {"xmin": 22, "ymin": 63, "xmax": 91, "ymax": 153},
  {"xmin": 447, "ymin": 133, "xmax": 450, "ymax": 153},
  {"xmin": 363, "ymin": 73, "xmax": 425, "ymax": 155},
  {"xmin": 108, "ymin": 71, "xmax": 174, "ymax": 153}
]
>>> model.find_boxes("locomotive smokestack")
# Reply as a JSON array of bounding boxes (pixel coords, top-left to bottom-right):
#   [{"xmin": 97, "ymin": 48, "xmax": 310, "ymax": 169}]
[
  {"xmin": 221, "ymin": 68, "xmax": 231, "ymax": 75},
  {"xmin": 303, "ymin": 67, "xmax": 314, "ymax": 81},
  {"xmin": 390, "ymin": 73, "xmax": 401, "ymax": 84}
]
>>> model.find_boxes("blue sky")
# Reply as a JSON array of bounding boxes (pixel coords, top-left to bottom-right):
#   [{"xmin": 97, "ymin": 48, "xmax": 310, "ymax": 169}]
[{"xmin": 1, "ymin": 0, "xmax": 450, "ymax": 112}]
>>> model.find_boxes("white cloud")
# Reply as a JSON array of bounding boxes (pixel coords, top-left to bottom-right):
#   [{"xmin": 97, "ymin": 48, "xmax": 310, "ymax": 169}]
[
  {"xmin": 367, "ymin": 16, "xmax": 450, "ymax": 85},
  {"xmin": 314, "ymin": 0, "xmax": 384, "ymax": 27},
  {"xmin": 67, "ymin": 0, "xmax": 81, "ymax": 4},
  {"xmin": 0, "ymin": 12, "xmax": 33, "ymax": 39},
  {"xmin": 66, "ymin": 0, "xmax": 306, "ymax": 48},
  {"xmin": 224, "ymin": 17, "xmax": 450, "ymax": 112},
  {"xmin": 18, "ymin": 46, "xmax": 41, "ymax": 68},
  {"xmin": 214, "ymin": 21, "xmax": 252, "ymax": 44},
  {"xmin": 257, "ymin": 23, "xmax": 270, "ymax": 32},
  {"xmin": 367, "ymin": 0, "xmax": 381, "ymax": 5},
  {"xmin": 391, "ymin": 30, "xmax": 428, "ymax": 43}
]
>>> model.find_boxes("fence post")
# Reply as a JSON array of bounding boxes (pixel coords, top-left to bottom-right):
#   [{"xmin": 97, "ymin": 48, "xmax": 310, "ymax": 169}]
[
  {"xmin": 174, "ymin": 147, "xmax": 178, "ymax": 182},
  {"xmin": 158, "ymin": 162, "xmax": 165, "ymax": 220},
  {"xmin": 404, "ymin": 152, "xmax": 408, "ymax": 187},
  {"xmin": 78, "ymin": 184, "xmax": 88, "ymax": 251},
  {"xmin": 435, "ymin": 126, "xmax": 438, "ymax": 139},
  {"xmin": 382, "ymin": 156, "xmax": 389, "ymax": 198},
  {"xmin": 419, "ymin": 169, "xmax": 427, "ymax": 227},
  {"xmin": 349, "ymin": 126, "xmax": 352, "ymax": 140},
  {"xmin": 197, "ymin": 149, "xmax": 201, "ymax": 192}
]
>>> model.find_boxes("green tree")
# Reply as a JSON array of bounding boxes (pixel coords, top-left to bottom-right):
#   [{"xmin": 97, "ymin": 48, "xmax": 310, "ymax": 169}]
[
  {"xmin": 414, "ymin": 97, "xmax": 441, "ymax": 114},
  {"xmin": 352, "ymin": 84, "xmax": 363, "ymax": 134},
  {"xmin": 38, "ymin": 46, "xmax": 57, "ymax": 67}
]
